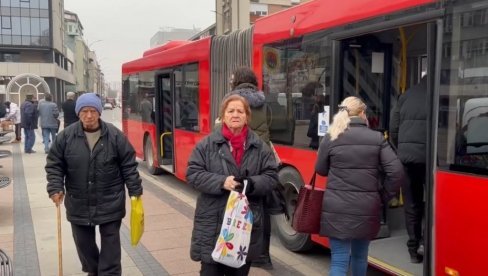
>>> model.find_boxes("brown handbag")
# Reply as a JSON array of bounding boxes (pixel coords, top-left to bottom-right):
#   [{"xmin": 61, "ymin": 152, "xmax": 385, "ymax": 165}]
[{"xmin": 292, "ymin": 173, "xmax": 324, "ymax": 234}]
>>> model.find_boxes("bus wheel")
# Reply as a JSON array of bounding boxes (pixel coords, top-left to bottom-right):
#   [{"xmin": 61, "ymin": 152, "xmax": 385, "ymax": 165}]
[
  {"xmin": 144, "ymin": 137, "xmax": 163, "ymax": 175},
  {"xmin": 272, "ymin": 167, "xmax": 314, "ymax": 252}
]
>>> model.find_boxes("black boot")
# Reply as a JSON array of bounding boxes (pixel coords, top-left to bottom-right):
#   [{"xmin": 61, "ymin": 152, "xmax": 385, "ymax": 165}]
[
  {"xmin": 251, "ymin": 213, "xmax": 273, "ymax": 270},
  {"xmin": 409, "ymin": 248, "xmax": 423, "ymax": 263}
]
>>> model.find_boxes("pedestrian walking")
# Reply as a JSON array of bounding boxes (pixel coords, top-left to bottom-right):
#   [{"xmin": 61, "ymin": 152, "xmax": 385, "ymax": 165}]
[
  {"xmin": 4, "ymin": 101, "xmax": 21, "ymax": 142},
  {"xmin": 46, "ymin": 93, "xmax": 143, "ymax": 276},
  {"xmin": 389, "ymin": 76, "xmax": 428, "ymax": 263},
  {"xmin": 20, "ymin": 94, "xmax": 38, "ymax": 153},
  {"xmin": 38, "ymin": 94, "xmax": 59, "ymax": 153},
  {"xmin": 187, "ymin": 94, "xmax": 279, "ymax": 276},
  {"xmin": 315, "ymin": 96, "xmax": 404, "ymax": 276},
  {"xmin": 62, "ymin": 91, "xmax": 78, "ymax": 128}
]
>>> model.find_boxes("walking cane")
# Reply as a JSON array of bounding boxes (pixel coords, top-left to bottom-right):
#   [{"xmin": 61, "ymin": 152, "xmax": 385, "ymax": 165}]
[{"xmin": 56, "ymin": 204, "xmax": 63, "ymax": 276}]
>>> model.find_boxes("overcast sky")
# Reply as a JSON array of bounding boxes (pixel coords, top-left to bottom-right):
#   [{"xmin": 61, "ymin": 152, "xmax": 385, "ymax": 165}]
[{"xmin": 64, "ymin": 0, "xmax": 216, "ymax": 87}]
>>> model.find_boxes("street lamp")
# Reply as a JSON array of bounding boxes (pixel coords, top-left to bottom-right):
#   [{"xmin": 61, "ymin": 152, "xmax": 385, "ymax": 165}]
[{"xmin": 88, "ymin": 39, "xmax": 103, "ymax": 49}]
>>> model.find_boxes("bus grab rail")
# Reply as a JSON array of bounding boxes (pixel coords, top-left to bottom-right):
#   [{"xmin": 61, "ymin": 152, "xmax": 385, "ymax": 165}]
[{"xmin": 159, "ymin": 132, "xmax": 172, "ymax": 158}]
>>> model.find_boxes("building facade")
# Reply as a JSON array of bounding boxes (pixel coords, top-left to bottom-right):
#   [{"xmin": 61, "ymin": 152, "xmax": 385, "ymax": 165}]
[
  {"xmin": 0, "ymin": 0, "xmax": 75, "ymax": 106},
  {"xmin": 65, "ymin": 10, "xmax": 87, "ymax": 94},
  {"xmin": 215, "ymin": 0, "xmax": 310, "ymax": 35},
  {"xmin": 150, "ymin": 27, "xmax": 201, "ymax": 48}
]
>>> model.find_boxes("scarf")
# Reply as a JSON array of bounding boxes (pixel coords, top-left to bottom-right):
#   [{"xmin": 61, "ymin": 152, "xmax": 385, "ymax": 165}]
[{"xmin": 222, "ymin": 124, "xmax": 248, "ymax": 167}]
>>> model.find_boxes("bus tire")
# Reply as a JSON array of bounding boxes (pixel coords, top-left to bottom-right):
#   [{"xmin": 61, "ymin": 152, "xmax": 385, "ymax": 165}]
[
  {"xmin": 272, "ymin": 166, "xmax": 314, "ymax": 252},
  {"xmin": 144, "ymin": 137, "xmax": 163, "ymax": 175}
]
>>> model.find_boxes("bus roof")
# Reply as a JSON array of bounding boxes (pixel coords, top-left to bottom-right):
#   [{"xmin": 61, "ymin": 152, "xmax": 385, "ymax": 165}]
[
  {"xmin": 122, "ymin": 37, "xmax": 211, "ymax": 75},
  {"xmin": 253, "ymin": 0, "xmax": 436, "ymax": 44},
  {"xmin": 143, "ymin": 40, "xmax": 191, "ymax": 57}
]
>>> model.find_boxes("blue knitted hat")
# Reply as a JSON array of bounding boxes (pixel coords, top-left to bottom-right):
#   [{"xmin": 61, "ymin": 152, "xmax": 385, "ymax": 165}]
[{"xmin": 75, "ymin": 93, "xmax": 103, "ymax": 115}]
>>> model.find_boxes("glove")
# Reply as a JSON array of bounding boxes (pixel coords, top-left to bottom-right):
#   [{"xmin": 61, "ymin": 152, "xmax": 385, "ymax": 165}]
[{"xmin": 233, "ymin": 177, "xmax": 254, "ymax": 194}]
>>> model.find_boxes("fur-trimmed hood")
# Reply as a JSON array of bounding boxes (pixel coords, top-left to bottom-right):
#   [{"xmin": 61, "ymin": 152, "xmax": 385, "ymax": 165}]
[{"xmin": 227, "ymin": 83, "xmax": 265, "ymax": 108}]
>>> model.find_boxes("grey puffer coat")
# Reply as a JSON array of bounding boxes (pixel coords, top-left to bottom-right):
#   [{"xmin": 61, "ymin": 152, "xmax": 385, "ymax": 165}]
[
  {"xmin": 227, "ymin": 83, "xmax": 270, "ymax": 145},
  {"xmin": 46, "ymin": 120, "xmax": 143, "ymax": 225},
  {"xmin": 186, "ymin": 127, "xmax": 278, "ymax": 264},
  {"xmin": 315, "ymin": 117, "xmax": 404, "ymax": 240}
]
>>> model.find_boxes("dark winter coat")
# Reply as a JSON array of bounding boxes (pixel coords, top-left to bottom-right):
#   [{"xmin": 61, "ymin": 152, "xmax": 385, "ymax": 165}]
[
  {"xmin": 389, "ymin": 77, "xmax": 427, "ymax": 164},
  {"xmin": 227, "ymin": 83, "xmax": 270, "ymax": 145},
  {"xmin": 315, "ymin": 117, "xmax": 404, "ymax": 240},
  {"xmin": 62, "ymin": 99, "xmax": 79, "ymax": 127},
  {"xmin": 20, "ymin": 100, "xmax": 38, "ymax": 129},
  {"xmin": 186, "ymin": 127, "xmax": 278, "ymax": 264},
  {"xmin": 45, "ymin": 120, "xmax": 142, "ymax": 225}
]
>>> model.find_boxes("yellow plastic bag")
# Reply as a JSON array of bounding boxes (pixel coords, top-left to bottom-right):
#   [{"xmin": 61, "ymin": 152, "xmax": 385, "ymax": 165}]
[{"xmin": 130, "ymin": 196, "xmax": 144, "ymax": 246}]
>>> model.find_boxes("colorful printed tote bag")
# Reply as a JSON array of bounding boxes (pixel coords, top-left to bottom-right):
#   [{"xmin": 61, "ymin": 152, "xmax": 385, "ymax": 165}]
[{"xmin": 211, "ymin": 180, "xmax": 253, "ymax": 268}]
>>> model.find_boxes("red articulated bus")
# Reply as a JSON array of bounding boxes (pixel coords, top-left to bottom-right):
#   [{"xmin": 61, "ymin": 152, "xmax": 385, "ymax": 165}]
[{"xmin": 122, "ymin": 0, "xmax": 488, "ymax": 275}]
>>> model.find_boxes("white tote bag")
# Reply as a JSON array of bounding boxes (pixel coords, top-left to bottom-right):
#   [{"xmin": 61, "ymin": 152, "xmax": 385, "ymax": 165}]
[{"xmin": 211, "ymin": 180, "xmax": 253, "ymax": 268}]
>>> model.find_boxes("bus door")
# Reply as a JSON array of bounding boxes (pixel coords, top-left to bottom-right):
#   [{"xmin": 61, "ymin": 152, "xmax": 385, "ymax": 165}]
[
  {"xmin": 338, "ymin": 35, "xmax": 393, "ymax": 132},
  {"xmin": 156, "ymin": 72, "xmax": 175, "ymax": 173},
  {"xmin": 334, "ymin": 22, "xmax": 433, "ymax": 275},
  {"xmin": 434, "ymin": 1, "xmax": 488, "ymax": 275}
]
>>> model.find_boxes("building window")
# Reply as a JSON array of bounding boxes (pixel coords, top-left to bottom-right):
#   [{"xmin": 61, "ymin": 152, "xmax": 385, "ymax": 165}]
[
  {"xmin": 0, "ymin": 52, "xmax": 20, "ymax": 62},
  {"xmin": 0, "ymin": 0, "xmax": 50, "ymax": 47},
  {"xmin": 1, "ymin": 16, "xmax": 12, "ymax": 29}
]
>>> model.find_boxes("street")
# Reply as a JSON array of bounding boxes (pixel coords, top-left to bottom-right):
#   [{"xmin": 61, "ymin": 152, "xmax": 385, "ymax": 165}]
[
  {"xmin": 0, "ymin": 108, "xmax": 389, "ymax": 275},
  {"xmin": 101, "ymin": 108, "xmax": 389, "ymax": 276}
]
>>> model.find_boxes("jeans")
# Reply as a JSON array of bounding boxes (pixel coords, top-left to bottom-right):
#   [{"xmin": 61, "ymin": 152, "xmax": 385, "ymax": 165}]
[
  {"xmin": 42, "ymin": 128, "xmax": 57, "ymax": 152},
  {"xmin": 14, "ymin": 123, "xmax": 21, "ymax": 140},
  {"xmin": 329, "ymin": 238, "xmax": 370, "ymax": 276},
  {"xmin": 71, "ymin": 220, "xmax": 122, "ymax": 275},
  {"xmin": 23, "ymin": 128, "xmax": 35, "ymax": 151}
]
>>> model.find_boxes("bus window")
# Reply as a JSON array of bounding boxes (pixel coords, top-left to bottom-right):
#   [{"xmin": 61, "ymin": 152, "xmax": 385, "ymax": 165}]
[
  {"xmin": 438, "ymin": 4, "xmax": 488, "ymax": 175},
  {"xmin": 263, "ymin": 31, "xmax": 332, "ymax": 148},
  {"xmin": 175, "ymin": 63, "xmax": 199, "ymax": 132}
]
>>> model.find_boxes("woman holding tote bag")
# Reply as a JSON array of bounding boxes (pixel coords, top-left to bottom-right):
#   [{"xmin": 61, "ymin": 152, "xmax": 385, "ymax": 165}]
[
  {"xmin": 314, "ymin": 96, "xmax": 404, "ymax": 276},
  {"xmin": 187, "ymin": 94, "xmax": 278, "ymax": 276}
]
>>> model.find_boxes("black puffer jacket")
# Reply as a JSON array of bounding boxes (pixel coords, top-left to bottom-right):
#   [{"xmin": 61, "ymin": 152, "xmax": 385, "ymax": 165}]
[
  {"xmin": 46, "ymin": 120, "xmax": 142, "ymax": 225},
  {"xmin": 227, "ymin": 83, "xmax": 270, "ymax": 145},
  {"xmin": 389, "ymin": 77, "xmax": 427, "ymax": 164},
  {"xmin": 315, "ymin": 117, "xmax": 404, "ymax": 240},
  {"xmin": 186, "ymin": 127, "xmax": 278, "ymax": 264}
]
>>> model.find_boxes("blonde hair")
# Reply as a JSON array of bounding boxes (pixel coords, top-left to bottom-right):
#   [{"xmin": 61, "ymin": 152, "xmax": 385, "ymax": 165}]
[{"xmin": 328, "ymin": 96, "xmax": 367, "ymax": 141}]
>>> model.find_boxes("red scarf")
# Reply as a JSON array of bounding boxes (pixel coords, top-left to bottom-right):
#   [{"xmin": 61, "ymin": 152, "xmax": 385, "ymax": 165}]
[{"xmin": 222, "ymin": 124, "xmax": 248, "ymax": 167}]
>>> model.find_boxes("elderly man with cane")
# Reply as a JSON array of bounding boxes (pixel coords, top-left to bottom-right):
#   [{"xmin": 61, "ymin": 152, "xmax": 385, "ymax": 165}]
[{"xmin": 46, "ymin": 93, "xmax": 142, "ymax": 276}]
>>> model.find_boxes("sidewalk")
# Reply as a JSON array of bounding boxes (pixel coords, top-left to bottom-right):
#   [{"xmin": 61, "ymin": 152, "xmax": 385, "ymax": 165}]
[{"xmin": 0, "ymin": 128, "xmax": 304, "ymax": 276}]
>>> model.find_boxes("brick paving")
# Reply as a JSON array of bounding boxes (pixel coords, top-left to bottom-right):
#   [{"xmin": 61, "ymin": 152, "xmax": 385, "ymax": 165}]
[{"xmin": 0, "ymin": 129, "xmax": 305, "ymax": 276}]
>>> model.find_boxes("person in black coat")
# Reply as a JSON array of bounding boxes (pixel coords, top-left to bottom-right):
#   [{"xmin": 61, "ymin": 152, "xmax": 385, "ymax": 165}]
[
  {"xmin": 315, "ymin": 96, "xmax": 404, "ymax": 276},
  {"xmin": 20, "ymin": 94, "xmax": 39, "ymax": 153},
  {"xmin": 46, "ymin": 93, "xmax": 142, "ymax": 275},
  {"xmin": 389, "ymin": 76, "xmax": 428, "ymax": 263},
  {"xmin": 62, "ymin": 91, "xmax": 78, "ymax": 128},
  {"xmin": 186, "ymin": 94, "xmax": 279, "ymax": 276}
]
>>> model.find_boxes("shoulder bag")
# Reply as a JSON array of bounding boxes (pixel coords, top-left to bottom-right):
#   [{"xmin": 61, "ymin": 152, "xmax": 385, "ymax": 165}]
[{"xmin": 292, "ymin": 172, "xmax": 324, "ymax": 234}]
